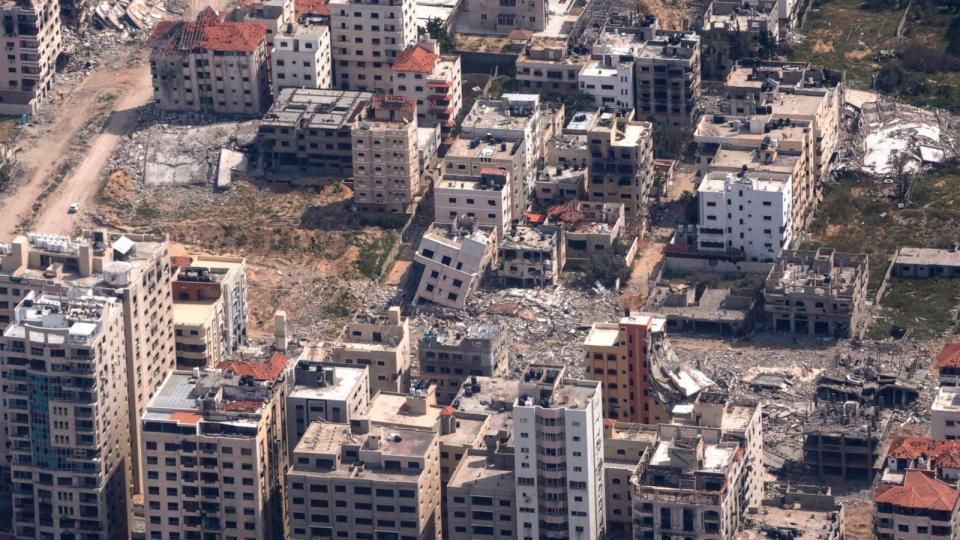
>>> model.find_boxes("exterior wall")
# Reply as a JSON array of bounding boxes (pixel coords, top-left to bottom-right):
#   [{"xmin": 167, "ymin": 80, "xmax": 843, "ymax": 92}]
[
  {"xmin": 330, "ymin": 310, "xmax": 411, "ymax": 396},
  {"xmin": 413, "ymin": 228, "xmax": 496, "ymax": 310},
  {"xmin": 446, "ymin": 459, "xmax": 516, "ymax": 539},
  {"xmin": 697, "ymin": 173, "xmax": 793, "ymax": 262},
  {"xmin": 150, "ymin": 43, "xmax": 270, "ymax": 116},
  {"xmin": 634, "ymin": 35, "xmax": 702, "ymax": 127},
  {"xmin": 0, "ymin": 0, "xmax": 62, "ymax": 115},
  {"xmin": 932, "ymin": 389, "xmax": 960, "ymax": 441},
  {"xmin": 513, "ymin": 381, "xmax": 605, "ymax": 540},
  {"xmin": 286, "ymin": 365, "xmax": 371, "ymax": 452},
  {"xmin": 875, "ymin": 504, "xmax": 957, "ymax": 540},
  {"xmin": 803, "ymin": 431, "xmax": 883, "ymax": 481},
  {"xmin": 328, "ymin": 0, "xmax": 417, "ymax": 92},
  {"xmin": 191, "ymin": 255, "xmax": 248, "ymax": 353},
  {"xmin": 140, "ymin": 391, "xmax": 287, "ymax": 540},
  {"xmin": 271, "ymin": 27, "xmax": 332, "ymax": 95},
  {"xmin": 419, "ymin": 329, "xmax": 509, "ymax": 404},
  {"xmin": 583, "ymin": 118, "xmax": 654, "ymax": 217},
  {"xmin": 3, "ymin": 296, "xmax": 131, "ymax": 539},
  {"xmin": 173, "ymin": 298, "xmax": 226, "ymax": 368},
  {"xmin": 455, "ymin": 0, "xmax": 547, "ymax": 34},
  {"xmin": 516, "ymin": 56, "xmax": 583, "ymax": 97},
  {"xmin": 352, "ymin": 111, "xmax": 422, "ymax": 213},
  {"xmin": 434, "ymin": 182, "xmax": 509, "ymax": 234},
  {"xmin": 579, "ymin": 60, "xmax": 634, "ymax": 110},
  {"xmin": 391, "ymin": 54, "xmax": 463, "ymax": 130}
]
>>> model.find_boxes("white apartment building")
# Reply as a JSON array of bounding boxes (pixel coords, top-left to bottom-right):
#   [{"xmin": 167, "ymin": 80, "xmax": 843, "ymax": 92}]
[
  {"xmin": 328, "ymin": 0, "xmax": 417, "ymax": 92},
  {"xmin": 2, "ymin": 291, "xmax": 131, "ymax": 539},
  {"xmin": 0, "ymin": 0, "xmax": 62, "ymax": 114},
  {"xmin": 875, "ymin": 469, "xmax": 959, "ymax": 540},
  {"xmin": 932, "ymin": 387, "xmax": 960, "ymax": 441},
  {"xmin": 514, "ymin": 364, "xmax": 605, "ymax": 540},
  {"xmin": 435, "ymin": 167, "xmax": 511, "ymax": 235},
  {"xmin": 141, "ymin": 356, "xmax": 289, "ymax": 540},
  {"xmin": 413, "ymin": 221, "xmax": 496, "ymax": 310},
  {"xmin": 579, "ymin": 57, "xmax": 634, "ymax": 111},
  {"xmin": 698, "ymin": 170, "xmax": 793, "ymax": 262},
  {"xmin": 390, "ymin": 38, "xmax": 463, "ymax": 130},
  {"xmin": 271, "ymin": 24, "xmax": 332, "ymax": 95}
]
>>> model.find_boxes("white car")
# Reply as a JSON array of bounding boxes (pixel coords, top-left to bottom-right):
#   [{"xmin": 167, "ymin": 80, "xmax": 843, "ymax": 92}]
[{"xmin": 68, "ymin": 202, "xmax": 80, "ymax": 213}]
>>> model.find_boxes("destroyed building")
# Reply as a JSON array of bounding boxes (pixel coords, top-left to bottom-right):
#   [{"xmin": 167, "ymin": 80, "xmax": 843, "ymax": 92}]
[
  {"xmin": 535, "ymin": 162, "xmax": 587, "ymax": 203},
  {"xmin": 418, "ymin": 324, "xmax": 509, "ymax": 404},
  {"xmin": 228, "ymin": 0, "xmax": 294, "ymax": 47},
  {"xmin": 258, "ymin": 88, "xmax": 373, "ymax": 179},
  {"xmin": 815, "ymin": 366, "xmax": 920, "ymax": 410},
  {"xmin": 0, "ymin": 0, "xmax": 62, "ymax": 115},
  {"xmin": 936, "ymin": 343, "xmax": 960, "ymax": 388},
  {"xmin": 543, "ymin": 200, "xmax": 626, "ymax": 270},
  {"xmin": 329, "ymin": 306, "xmax": 411, "ymax": 396},
  {"xmin": 495, "ymin": 224, "xmax": 561, "ymax": 287},
  {"xmin": 700, "ymin": 0, "xmax": 781, "ymax": 80},
  {"xmin": 141, "ymin": 356, "xmax": 289, "ymax": 540},
  {"xmin": 390, "ymin": 38, "xmax": 463, "ymax": 131},
  {"xmin": 893, "ymin": 247, "xmax": 960, "ymax": 279},
  {"xmin": 351, "ymin": 95, "xmax": 425, "ymax": 213},
  {"xmin": 763, "ymin": 248, "xmax": 869, "ymax": 338},
  {"xmin": 602, "ymin": 422, "xmax": 660, "ymax": 538},
  {"xmin": 643, "ymin": 282, "xmax": 757, "ymax": 335},
  {"xmin": 411, "ymin": 219, "xmax": 497, "ymax": 310},
  {"xmin": 631, "ymin": 434, "xmax": 749, "ymax": 539},
  {"xmin": 802, "ymin": 405, "xmax": 892, "ymax": 481},
  {"xmin": 737, "ymin": 484, "xmax": 844, "ymax": 540},
  {"xmin": 149, "ymin": 8, "xmax": 271, "ymax": 116}
]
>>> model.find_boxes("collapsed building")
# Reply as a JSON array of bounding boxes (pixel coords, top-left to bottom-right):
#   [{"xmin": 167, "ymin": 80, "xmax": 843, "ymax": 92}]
[
  {"xmin": 643, "ymin": 282, "xmax": 758, "ymax": 335},
  {"xmin": 737, "ymin": 484, "xmax": 844, "ymax": 540},
  {"xmin": 815, "ymin": 366, "xmax": 920, "ymax": 410},
  {"xmin": 495, "ymin": 224, "xmax": 562, "ymax": 287},
  {"xmin": 411, "ymin": 219, "xmax": 497, "ymax": 310},
  {"xmin": 802, "ymin": 404, "xmax": 893, "ymax": 481},
  {"xmin": 148, "ymin": 9, "xmax": 271, "ymax": 116},
  {"xmin": 763, "ymin": 248, "xmax": 869, "ymax": 338}
]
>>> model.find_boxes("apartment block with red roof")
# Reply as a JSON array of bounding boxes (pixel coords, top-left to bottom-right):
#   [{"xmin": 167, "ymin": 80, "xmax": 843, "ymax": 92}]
[
  {"xmin": 141, "ymin": 352, "xmax": 290, "ymax": 540},
  {"xmin": 875, "ymin": 469, "xmax": 960, "ymax": 540},
  {"xmin": 390, "ymin": 38, "xmax": 463, "ymax": 131},
  {"xmin": 148, "ymin": 8, "xmax": 271, "ymax": 116},
  {"xmin": 936, "ymin": 342, "xmax": 960, "ymax": 388}
]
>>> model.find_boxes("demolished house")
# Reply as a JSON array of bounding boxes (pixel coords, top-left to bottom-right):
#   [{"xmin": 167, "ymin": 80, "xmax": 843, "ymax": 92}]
[
  {"xmin": 815, "ymin": 365, "xmax": 921, "ymax": 410},
  {"xmin": 643, "ymin": 282, "xmax": 758, "ymax": 335},
  {"xmin": 411, "ymin": 218, "xmax": 497, "ymax": 310},
  {"xmin": 802, "ymin": 404, "xmax": 893, "ymax": 481}
]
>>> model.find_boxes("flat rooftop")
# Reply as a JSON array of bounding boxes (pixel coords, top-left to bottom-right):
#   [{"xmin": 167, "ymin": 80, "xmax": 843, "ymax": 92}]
[
  {"xmin": 700, "ymin": 172, "xmax": 788, "ymax": 193},
  {"xmin": 895, "ymin": 247, "xmax": 960, "ymax": 268},
  {"xmin": 5, "ymin": 292, "xmax": 110, "ymax": 344},
  {"xmin": 447, "ymin": 453, "xmax": 515, "ymax": 489},
  {"xmin": 933, "ymin": 387, "xmax": 960, "ymax": 413},
  {"xmin": 461, "ymin": 95, "xmax": 539, "ymax": 133},
  {"xmin": 649, "ymin": 439, "xmax": 736, "ymax": 472},
  {"xmin": 738, "ymin": 504, "xmax": 840, "ymax": 540},
  {"xmin": 446, "ymin": 137, "xmax": 519, "ymax": 161},
  {"xmin": 367, "ymin": 392, "xmax": 441, "ymax": 430},
  {"xmin": 500, "ymin": 225, "xmax": 556, "ymax": 251},
  {"xmin": 290, "ymin": 364, "xmax": 367, "ymax": 402},
  {"xmin": 427, "ymin": 324, "xmax": 500, "ymax": 347},
  {"xmin": 293, "ymin": 423, "xmax": 437, "ymax": 480},
  {"xmin": 584, "ymin": 322, "xmax": 620, "ymax": 348},
  {"xmin": 173, "ymin": 299, "xmax": 220, "ymax": 326},
  {"xmin": 771, "ymin": 93, "xmax": 825, "ymax": 117},
  {"xmin": 710, "ymin": 147, "xmax": 799, "ymax": 175},
  {"xmin": 262, "ymin": 88, "xmax": 372, "ymax": 130},
  {"xmin": 695, "ymin": 115, "xmax": 810, "ymax": 144}
]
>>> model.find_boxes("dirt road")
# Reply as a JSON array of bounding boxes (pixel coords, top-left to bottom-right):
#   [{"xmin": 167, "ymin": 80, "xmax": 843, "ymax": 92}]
[
  {"xmin": 0, "ymin": 50, "xmax": 150, "ymax": 238},
  {"xmin": 37, "ymin": 64, "xmax": 152, "ymax": 234}
]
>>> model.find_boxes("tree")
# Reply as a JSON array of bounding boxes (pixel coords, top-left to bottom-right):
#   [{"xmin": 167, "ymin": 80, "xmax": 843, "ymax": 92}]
[
  {"xmin": 875, "ymin": 64, "xmax": 905, "ymax": 93},
  {"xmin": 888, "ymin": 151, "xmax": 917, "ymax": 204},
  {"xmin": 424, "ymin": 18, "xmax": 455, "ymax": 53}
]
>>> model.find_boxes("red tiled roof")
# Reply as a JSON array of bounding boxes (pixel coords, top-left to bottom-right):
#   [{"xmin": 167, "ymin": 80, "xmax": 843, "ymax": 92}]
[
  {"xmin": 439, "ymin": 406, "xmax": 456, "ymax": 416},
  {"xmin": 602, "ymin": 418, "xmax": 617, "ymax": 427},
  {"xmin": 936, "ymin": 343, "xmax": 960, "ymax": 369},
  {"xmin": 480, "ymin": 167, "xmax": 507, "ymax": 177},
  {"xmin": 523, "ymin": 211, "xmax": 545, "ymax": 224},
  {"xmin": 876, "ymin": 470, "xmax": 959, "ymax": 512},
  {"xmin": 150, "ymin": 8, "xmax": 268, "ymax": 54},
  {"xmin": 170, "ymin": 255, "xmax": 193, "ymax": 269},
  {"xmin": 887, "ymin": 436, "xmax": 960, "ymax": 469},
  {"xmin": 391, "ymin": 45, "xmax": 438, "ymax": 73},
  {"xmin": 171, "ymin": 411, "xmax": 202, "ymax": 425},
  {"xmin": 218, "ymin": 351, "xmax": 287, "ymax": 381},
  {"xmin": 295, "ymin": 0, "xmax": 329, "ymax": 17}
]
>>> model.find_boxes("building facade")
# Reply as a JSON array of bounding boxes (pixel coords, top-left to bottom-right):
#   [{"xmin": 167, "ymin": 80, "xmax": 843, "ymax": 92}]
[
  {"xmin": 0, "ymin": 0, "xmax": 62, "ymax": 115},
  {"xmin": 328, "ymin": 0, "xmax": 417, "ymax": 92},
  {"xmin": 390, "ymin": 39, "xmax": 463, "ymax": 130},
  {"xmin": 419, "ymin": 324, "xmax": 509, "ymax": 404},
  {"xmin": 329, "ymin": 306, "xmax": 411, "ymax": 396},
  {"xmin": 286, "ymin": 356, "xmax": 371, "ymax": 451},
  {"xmin": 271, "ymin": 23, "xmax": 332, "ymax": 95}
]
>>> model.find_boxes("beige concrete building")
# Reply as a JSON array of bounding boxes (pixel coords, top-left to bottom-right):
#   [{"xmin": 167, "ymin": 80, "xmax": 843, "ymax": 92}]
[
  {"xmin": 514, "ymin": 364, "xmax": 606, "ymax": 540},
  {"xmin": 271, "ymin": 23, "xmax": 332, "ymax": 95},
  {"xmin": 547, "ymin": 200, "xmax": 626, "ymax": 269},
  {"xmin": 0, "ymin": 0, "xmax": 62, "ymax": 115},
  {"xmin": 390, "ymin": 38, "xmax": 463, "ymax": 130},
  {"xmin": 723, "ymin": 60, "xmax": 844, "ymax": 180},
  {"xmin": 603, "ymin": 422, "xmax": 660, "ymax": 538},
  {"xmin": 328, "ymin": 0, "xmax": 417, "ymax": 92},
  {"xmin": 516, "ymin": 36, "xmax": 585, "ymax": 97},
  {"xmin": 413, "ymin": 220, "xmax": 497, "ymax": 310},
  {"xmin": 172, "ymin": 291, "xmax": 226, "ymax": 368},
  {"xmin": 186, "ymin": 254, "xmax": 248, "ymax": 352},
  {"xmin": 496, "ymin": 224, "xmax": 562, "ymax": 286},
  {"xmin": 329, "ymin": 306, "xmax": 411, "ymax": 395},
  {"xmin": 352, "ymin": 94, "xmax": 425, "ymax": 213},
  {"xmin": 286, "ymin": 421, "xmax": 442, "ymax": 539},
  {"xmin": 454, "ymin": 0, "xmax": 547, "ymax": 34},
  {"xmin": 0, "ymin": 231, "xmax": 177, "ymax": 494},
  {"xmin": 3, "ymin": 291, "xmax": 131, "ymax": 539},
  {"xmin": 418, "ymin": 324, "xmax": 509, "ymax": 404},
  {"xmin": 764, "ymin": 248, "xmax": 869, "ymax": 338},
  {"xmin": 439, "ymin": 140, "xmax": 523, "ymax": 234},
  {"xmin": 631, "ymin": 433, "xmax": 749, "ymax": 540},
  {"xmin": 149, "ymin": 8, "xmax": 271, "ymax": 116},
  {"xmin": 259, "ymin": 87, "xmax": 373, "ymax": 179},
  {"xmin": 286, "ymin": 354, "xmax": 371, "ymax": 451},
  {"xmin": 633, "ymin": 30, "xmax": 701, "ymax": 126},
  {"xmin": 141, "ymin": 355, "xmax": 289, "ymax": 540}
]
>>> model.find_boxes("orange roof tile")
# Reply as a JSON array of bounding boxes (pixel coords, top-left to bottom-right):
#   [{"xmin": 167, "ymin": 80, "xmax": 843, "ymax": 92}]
[
  {"xmin": 602, "ymin": 418, "xmax": 617, "ymax": 427},
  {"xmin": 439, "ymin": 406, "xmax": 456, "ymax": 416},
  {"xmin": 170, "ymin": 255, "xmax": 193, "ymax": 269},
  {"xmin": 218, "ymin": 351, "xmax": 287, "ymax": 381},
  {"xmin": 887, "ymin": 436, "xmax": 960, "ymax": 469},
  {"xmin": 171, "ymin": 411, "xmax": 202, "ymax": 425},
  {"xmin": 936, "ymin": 343, "xmax": 960, "ymax": 369},
  {"xmin": 150, "ymin": 8, "xmax": 268, "ymax": 54},
  {"xmin": 876, "ymin": 470, "xmax": 959, "ymax": 512},
  {"xmin": 295, "ymin": 0, "xmax": 329, "ymax": 16},
  {"xmin": 391, "ymin": 45, "xmax": 438, "ymax": 73}
]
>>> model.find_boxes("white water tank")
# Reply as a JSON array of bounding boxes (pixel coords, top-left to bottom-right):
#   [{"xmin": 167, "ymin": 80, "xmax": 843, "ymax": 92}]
[{"xmin": 103, "ymin": 261, "xmax": 134, "ymax": 287}]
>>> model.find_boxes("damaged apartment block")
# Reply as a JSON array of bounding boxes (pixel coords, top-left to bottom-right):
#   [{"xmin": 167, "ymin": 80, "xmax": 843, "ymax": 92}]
[
  {"xmin": 763, "ymin": 247, "xmax": 869, "ymax": 338},
  {"xmin": 418, "ymin": 324, "xmax": 509, "ymax": 404},
  {"xmin": 328, "ymin": 306, "xmax": 411, "ymax": 396},
  {"xmin": 803, "ymin": 403, "xmax": 892, "ymax": 481}
]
